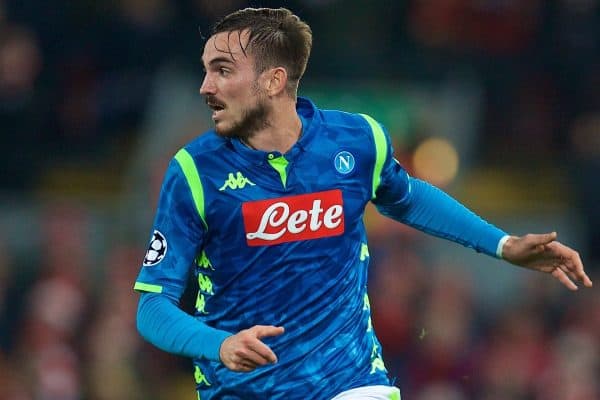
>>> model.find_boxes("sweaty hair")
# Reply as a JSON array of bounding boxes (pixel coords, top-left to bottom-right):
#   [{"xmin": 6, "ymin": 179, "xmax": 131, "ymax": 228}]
[{"xmin": 211, "ymin": 7, "xmax": 312, "ymax": 97}]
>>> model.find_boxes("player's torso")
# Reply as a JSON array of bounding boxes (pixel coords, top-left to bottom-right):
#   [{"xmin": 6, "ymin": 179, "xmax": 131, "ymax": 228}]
[
  {"xmin": 187, "ymin": 111, "xmax": 390, "ymax": 398},
  {"xmin": 190, "ymin": 125, "xmax": 373, "ymax": 316},
  {"xmin": 202, "ymin": 139, "xmax": 371, "ymax": 253}
]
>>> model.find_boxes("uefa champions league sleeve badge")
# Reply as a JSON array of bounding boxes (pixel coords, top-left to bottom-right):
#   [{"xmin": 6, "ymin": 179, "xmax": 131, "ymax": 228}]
[{"xmin": 143, "ymin": 230, "xmax": 168, "ymax": 266}]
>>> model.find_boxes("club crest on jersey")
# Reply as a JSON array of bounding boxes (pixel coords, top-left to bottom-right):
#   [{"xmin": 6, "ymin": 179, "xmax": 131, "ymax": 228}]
[
  {"xmin": 143, "ymin": 230, "xmax": 167, "ymax": 266},
  {"xmin": 334, "ymin": 151, "xmax": 355, "ymax": 174},
  {"xmin": 242, "ymin": 190, "xmax": 345, "ymax": 246}
]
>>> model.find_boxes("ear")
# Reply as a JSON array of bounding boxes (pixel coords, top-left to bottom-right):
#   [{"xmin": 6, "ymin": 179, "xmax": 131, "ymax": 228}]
[{"xmin": 264, "ymin": 67, "xmax": 288, "ymax": 96}]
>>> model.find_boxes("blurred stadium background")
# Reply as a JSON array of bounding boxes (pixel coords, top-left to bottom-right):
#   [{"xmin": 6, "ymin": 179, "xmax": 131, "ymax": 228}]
[{"xmin": 0, "ymin": 0, "xmax": 599, "ymax": 399}]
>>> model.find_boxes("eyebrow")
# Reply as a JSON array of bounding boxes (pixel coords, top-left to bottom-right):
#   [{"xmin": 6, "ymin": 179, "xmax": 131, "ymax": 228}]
[{"xmin": 204, "ymin": 56, "xmax": 235, "ymax": 67}]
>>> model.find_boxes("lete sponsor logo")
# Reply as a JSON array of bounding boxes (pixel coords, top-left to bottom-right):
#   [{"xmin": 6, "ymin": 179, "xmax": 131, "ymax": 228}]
[{"xmin": 242, "ymin": 189, "xmax": 345, "ymax": 246}]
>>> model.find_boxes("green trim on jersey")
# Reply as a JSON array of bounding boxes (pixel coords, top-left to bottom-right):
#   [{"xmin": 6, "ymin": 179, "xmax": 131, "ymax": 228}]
[
  {"xmin": 174, "ymin": 148, "xmax": 208, "ymax": 230},
  {"xmin": 268, "ymin": 155, "xmax": 289, "ymax": 188},
  {"xmin": 360, "ymin": 114, "xmax": 388, "ymax": 200},
  {"xmin": 134, "ymin": 282, "xmax": 163, "ymax": 293},
  {"xmin": 389, "ymin": 390, "xmax": 401, "ymax": 400}
]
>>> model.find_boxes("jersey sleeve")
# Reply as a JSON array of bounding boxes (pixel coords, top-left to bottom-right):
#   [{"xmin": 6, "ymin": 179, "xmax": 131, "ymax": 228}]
[
  {"xmin": 363, "ymin": 115, "xmax": 507, "ymax": 257},
  {"xmin": 360, "ymin": 115, "xmax": 411, "ymax": 206},
  {"xmin": 134, "ymin": 157, "xmax": 206, "ymax": 300}
]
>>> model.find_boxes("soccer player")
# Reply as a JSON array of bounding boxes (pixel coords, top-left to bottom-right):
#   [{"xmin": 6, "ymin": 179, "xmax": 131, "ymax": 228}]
[{"xmin": 133, "ymin": 8, "xmax": 592, "ymax": 400}]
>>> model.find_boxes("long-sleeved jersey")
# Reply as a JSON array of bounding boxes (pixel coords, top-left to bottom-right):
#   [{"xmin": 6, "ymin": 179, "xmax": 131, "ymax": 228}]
[{"xmin": 134, "ymin": 97, "xmax": 506, "ymax": 399}]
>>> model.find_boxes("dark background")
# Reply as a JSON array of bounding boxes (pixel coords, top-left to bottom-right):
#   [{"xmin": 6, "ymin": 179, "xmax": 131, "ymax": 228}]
[{"xmin": 0, "ymin": 1, "xmax": 598, "ymax": 399}]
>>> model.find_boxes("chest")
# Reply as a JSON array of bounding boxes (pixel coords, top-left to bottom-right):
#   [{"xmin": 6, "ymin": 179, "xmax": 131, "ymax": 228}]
[{"xmin": 199, "ymin": 148, "xmax": 372, "ymax": 246}]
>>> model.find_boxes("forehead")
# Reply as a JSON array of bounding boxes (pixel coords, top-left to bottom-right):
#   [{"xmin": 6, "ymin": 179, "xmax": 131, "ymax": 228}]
[{"xmin": 202, "ymin": 30, "xmax": 252, "ymax": 64}]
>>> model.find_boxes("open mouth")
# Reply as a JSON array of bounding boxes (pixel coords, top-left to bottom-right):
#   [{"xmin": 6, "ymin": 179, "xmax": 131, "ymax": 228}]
[
  {"xmin": 208, "ymin": 103, "xmax": 225, "ymax": 112},
  {"xmin": 206, "ymin": 98, "xmax": 225, "ymax": 112},
  {"xmin": 206, "ymin": 100, "xmax": 226, "ymax": 120}
]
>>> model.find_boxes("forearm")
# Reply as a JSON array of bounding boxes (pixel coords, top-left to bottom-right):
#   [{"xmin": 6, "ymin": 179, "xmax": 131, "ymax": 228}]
[
  {"xmin": 136, "ymin": 292, "xmax": 232, "ymax": 361},
  {"xmin": 376, "ymin": 177, "xmax": 508, "ymax": 257}
]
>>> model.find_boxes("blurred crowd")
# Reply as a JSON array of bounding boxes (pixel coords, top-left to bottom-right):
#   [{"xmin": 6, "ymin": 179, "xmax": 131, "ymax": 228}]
[{"xmin": 0, "ymin": 0, "xmax": 599, "ymax": 399}]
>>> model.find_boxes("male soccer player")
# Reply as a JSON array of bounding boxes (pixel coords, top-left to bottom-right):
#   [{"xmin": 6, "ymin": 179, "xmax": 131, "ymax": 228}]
[{"xmin": 134, "ymin": 8, "xmax": 592, "ymax": 400}]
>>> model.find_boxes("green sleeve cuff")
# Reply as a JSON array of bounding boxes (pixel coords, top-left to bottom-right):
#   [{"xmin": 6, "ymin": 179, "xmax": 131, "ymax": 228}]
[{"xmin": 134, "ymin": 282, "xmax": 163, "ymax": 293}]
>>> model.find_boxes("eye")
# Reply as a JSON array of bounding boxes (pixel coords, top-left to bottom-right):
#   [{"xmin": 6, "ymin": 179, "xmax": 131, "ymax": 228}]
[{"xmin": 219, "ymin": 67, "xmax": 230, "ymax": 76}]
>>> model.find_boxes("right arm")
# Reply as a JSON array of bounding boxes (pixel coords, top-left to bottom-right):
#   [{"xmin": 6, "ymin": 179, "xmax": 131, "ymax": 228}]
[
  {"xmin": 366, "ymin": 118, "xmax": 591, "ymax": 290},
  {"xmin": 137, "ymin": 292, "xmax": 231, "ymax": 361},
  {"xmin": 134, "ymin": 157, "xmax": 231, "ymax": 360},
  {"xmin": 134, "ymin": 153, "xmax": 282, "ymax": 370}
]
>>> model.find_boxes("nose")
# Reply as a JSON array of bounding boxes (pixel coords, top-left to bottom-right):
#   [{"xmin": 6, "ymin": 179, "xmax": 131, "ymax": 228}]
[{"xmin": 199, "ymin": 74, "xmax": 215, "ymax": 96}]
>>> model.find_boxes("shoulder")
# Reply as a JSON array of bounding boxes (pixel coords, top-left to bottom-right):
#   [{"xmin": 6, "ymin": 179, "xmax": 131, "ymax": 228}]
[
  {"xmin": 299, "ymin": 96, "xmax": 373, "ymax": 134},
  {"xmin": 318, "ymin": 108, "xmax": 381, "ymax": 144},
  {"xmin": 179, "ymin": 130, "xmax": 228, "ymax": 159},
  {"xmin": 165, "ymin": 131, "xmax": 228, "ymax": 183},
  {"xmin": 321, "ymin": 108, "xmax": 370, "ymax": 128}
]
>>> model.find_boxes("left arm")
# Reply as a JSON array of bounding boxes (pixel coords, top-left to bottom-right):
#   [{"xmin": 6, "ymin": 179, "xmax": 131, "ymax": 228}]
[
  {"xmin": 375, "ymin": 176, "xmax": 508, "ymax": 258},
  {"xmin": 365, "ymin": 116, "xmax": 591, "ymax": 290},
  {"xmin": 375, "ymin": 175, "xmax": 593, "ymax": 291}
]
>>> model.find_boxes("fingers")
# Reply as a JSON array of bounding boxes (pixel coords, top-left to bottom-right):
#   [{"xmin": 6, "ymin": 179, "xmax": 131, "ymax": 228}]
[
  {"xmin": 233, "ymin": 360, "xmax": 256, "ymax": 373},
  {"xmin": 547, "ymin": 242, "xmax": 593, "ymax": 288},
  {"xmin": 221, "ymin": 343, "xmax": 273, "ymax": 372},
  {"xmin": 544, "ymin": 231, "xmax": 558, "ymax": 243},
  {"xmin": 581, "ymin": 273, "xmax": 593, "ymax": 288},
  {"xmin": 528, "ymin": 232, "xmax": 557, "ymax": 253},
  {"xmin": 506, "ymin": 232, "xmax": 593, "ymax": 290},
  {"xmin": 245, "ymin": 338, "xmax": 278, "ymax": 365},
  {"xmin": 248, "ymin": 325, "xmax": 285, "ymax": 363},
  {"xmin": 552, "ymin": 268, "xmax": 578, "ymax": 291},
  {"xmin": 564, "ymin": 251, "xmax": 593, "ymax": 288},
  {"xmin": 253, "ymin": 325, "xmax": 285, "ymax": 340},
  {"xmin": 503, "ymin": 232, "xmax": 558, "ymax": 261},
  {"xmin": 220, "ymin": 325, "xmax": 285, "ymax": 372}
]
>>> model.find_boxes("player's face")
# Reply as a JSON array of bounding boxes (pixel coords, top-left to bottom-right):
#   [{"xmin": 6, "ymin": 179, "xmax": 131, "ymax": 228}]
[{"xmin": 200, "ymin": 30, "xmax": 270, "ymax": 140}]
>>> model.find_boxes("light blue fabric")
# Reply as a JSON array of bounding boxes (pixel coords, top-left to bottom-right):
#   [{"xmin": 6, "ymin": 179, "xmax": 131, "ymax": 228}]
[
  {"xmin": 136, "ymin": 292, "xmax": 232, "ymax": 362},
  {"xmin": 376, "ymin": 177, "xmax": 507, "ymax": 257},
  {"xmin": 133, "ymin": 97, "xmax": 507, "ymax": 399}
]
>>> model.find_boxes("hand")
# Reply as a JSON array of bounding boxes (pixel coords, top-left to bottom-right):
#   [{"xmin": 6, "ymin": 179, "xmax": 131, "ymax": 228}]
[
  {"xmin": 502, "ymin": 232, "xmax": 593, "ymax": 291},
  {"xmin": 219, "ymin": 325, "xmax": 285, "ymax": 372}
]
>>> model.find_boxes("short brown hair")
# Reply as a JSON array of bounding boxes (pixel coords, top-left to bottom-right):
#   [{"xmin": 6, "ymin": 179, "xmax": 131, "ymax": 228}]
[{"xmin": 212, "ymin": 8, "xmax": 312, "ymax": 97}]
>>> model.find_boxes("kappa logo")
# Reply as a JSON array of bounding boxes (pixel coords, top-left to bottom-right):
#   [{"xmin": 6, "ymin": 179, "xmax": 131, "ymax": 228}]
[
  {"xmin": 242, "ymin": 189, "xmax": 345, "ymax": 246},
  {"xmin": 219, "ymin": 171, "xmax": 255, "ymax": 191}
]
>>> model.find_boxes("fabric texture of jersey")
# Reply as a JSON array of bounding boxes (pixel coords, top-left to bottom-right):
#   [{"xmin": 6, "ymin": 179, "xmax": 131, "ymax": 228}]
[
  {"xmin": 135, "ymin": 97, "xmax": 400, "ymax": 399},
  {"xmin": 134, "ymin": 97, "xmax": 505, "ymax": 399}
]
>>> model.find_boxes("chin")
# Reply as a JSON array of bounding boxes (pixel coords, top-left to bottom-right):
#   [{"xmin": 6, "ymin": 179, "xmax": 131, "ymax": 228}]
[{"xmin": 214, "ymin": 122, "xmax": 235, "ymax": 138}]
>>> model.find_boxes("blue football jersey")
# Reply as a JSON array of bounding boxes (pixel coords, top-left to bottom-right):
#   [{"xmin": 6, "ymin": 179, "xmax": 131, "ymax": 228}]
[{"xmin": 134, "ymin": 97, "xmax": 410, "ymax": 399}]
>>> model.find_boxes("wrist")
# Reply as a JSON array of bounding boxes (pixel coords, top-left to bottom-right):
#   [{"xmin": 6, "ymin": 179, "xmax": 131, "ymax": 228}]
[
  {"xmin": 218, "ymin": 333, "xmax": 234, "ymax": 363},
  {"xmin": 496, "ymin": 235, "xmax": 512, "ymax": 259}
]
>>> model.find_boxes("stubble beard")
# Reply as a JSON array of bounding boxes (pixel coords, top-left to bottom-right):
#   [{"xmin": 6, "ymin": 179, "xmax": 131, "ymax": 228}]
[{"xmin": 214, "ymin": 91, "xmax": 271, "ymax": 142}]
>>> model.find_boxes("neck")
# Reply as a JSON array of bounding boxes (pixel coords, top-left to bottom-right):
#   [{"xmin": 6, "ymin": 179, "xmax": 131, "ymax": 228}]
[{"xmin": 242, "ymin": 98, "xmax": 301, "ymax": 154}]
